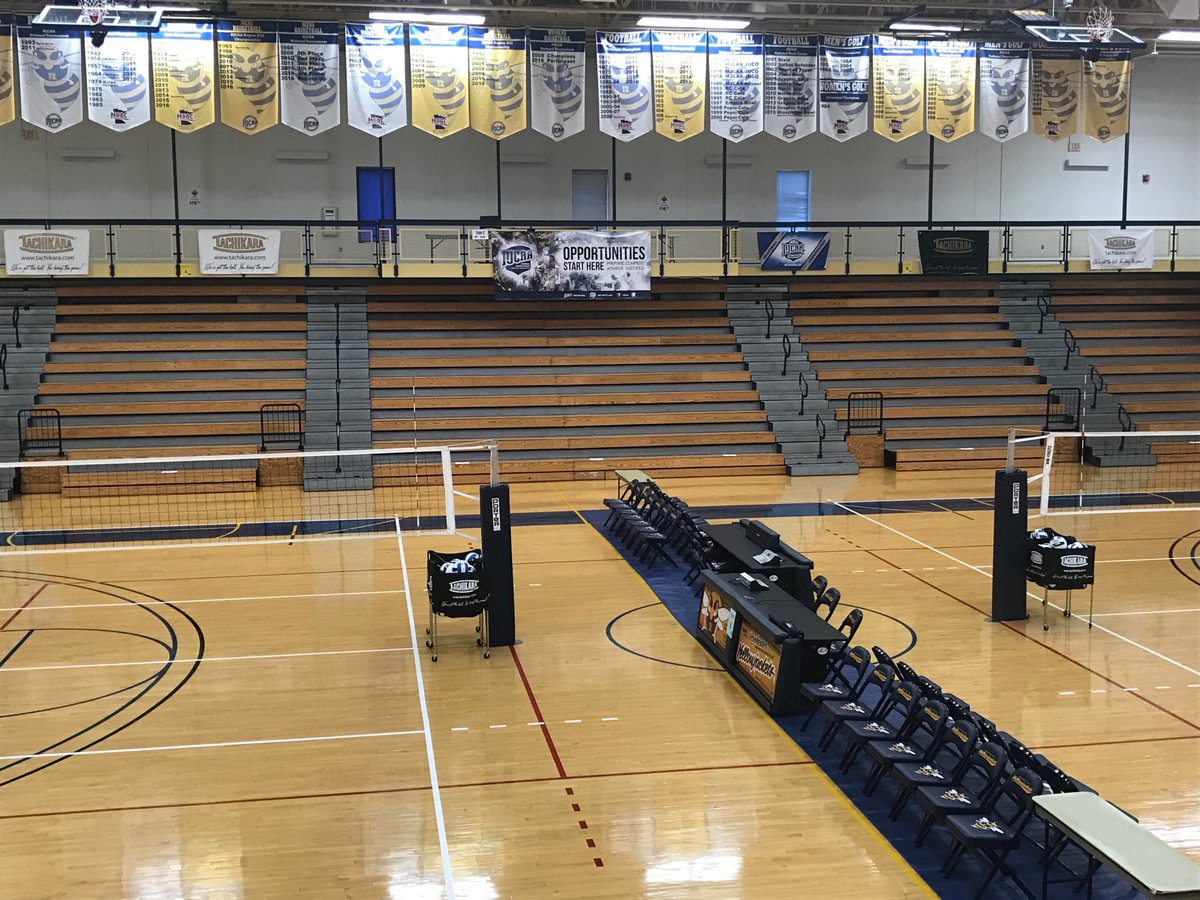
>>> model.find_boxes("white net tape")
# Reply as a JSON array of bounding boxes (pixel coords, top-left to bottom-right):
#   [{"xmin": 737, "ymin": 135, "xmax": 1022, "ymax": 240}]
[{"xmin": 1086, "ymin": 4, "xmax": 1116, "ymax": 41}]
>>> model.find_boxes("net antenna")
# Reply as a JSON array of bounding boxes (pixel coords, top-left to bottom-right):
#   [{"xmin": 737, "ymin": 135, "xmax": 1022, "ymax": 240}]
[{"xmin": 1086, "ymin": 2, "xmax": 1116, "ymax": 41}]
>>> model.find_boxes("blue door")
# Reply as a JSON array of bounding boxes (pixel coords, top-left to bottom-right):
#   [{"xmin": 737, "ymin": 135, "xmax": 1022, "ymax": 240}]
[{"xmin": 357, "ymin": 167, "xmax": 396, "ymax": 242}]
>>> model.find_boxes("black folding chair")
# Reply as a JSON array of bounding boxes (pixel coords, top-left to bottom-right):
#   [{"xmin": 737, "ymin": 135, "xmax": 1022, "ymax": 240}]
[
  {"xmin": 860, "ymin": 699, "xmax": 951, "ymax": 795},
  {"xmin": 837, "ymin": 679, "xmax": 923, "ymax": 771},
  {"xmin": 815, "ymin": 586, "xmax": 841, "ymax": 622},
  {"xmin": 812, "ymin": 574, "xmax": 829, "ymax": 602},
  {"xmin": 799, "ymin": 645, "xmax": 873, "ymax": 724},
  {"xmin": 836, "ymin": 608, "xmax": 863, "ymax": 643},
  {"xmin": 872, "ymin": 645, "xmax": 894, "ymax": 669},
  {"xmin": 914, "ymin": 741, "xmax": 1010, "ymax": 848},
  {"xmin": 815, "ymin": 663, "xmax": 897, "ymax": 747},
  {"xmin": 888, "ymin": 719, "xmax": 980, "ymax": 819}
]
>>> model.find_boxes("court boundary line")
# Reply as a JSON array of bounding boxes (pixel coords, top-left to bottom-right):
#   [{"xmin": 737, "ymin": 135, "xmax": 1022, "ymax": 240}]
[
  {"xmin": 0, "ymin": 584, "xmax": 47, "ymax": 631},
  {"xmin": 394, "ymin": 518, "xmax": 456, "ymax": 900},
  {"xmin": 0, "ymin": 588, "xmax": 409, "ymax": 615},
  {"xmin": 0, "ymin": 645, "xmax": 416, "ymax": 675}
]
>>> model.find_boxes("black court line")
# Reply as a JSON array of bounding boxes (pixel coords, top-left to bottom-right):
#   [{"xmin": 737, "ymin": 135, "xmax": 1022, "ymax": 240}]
[
  {"xmin": 1168, "ymin": 528, "xmax": 1200, "ymax": 588},
  {"xmin": 0, "ymin": 630, "xmax": 34, "ymax": 670},
  {"xmin": 604, "ymin": 604, "xmax": 723, "ymax": 672}
]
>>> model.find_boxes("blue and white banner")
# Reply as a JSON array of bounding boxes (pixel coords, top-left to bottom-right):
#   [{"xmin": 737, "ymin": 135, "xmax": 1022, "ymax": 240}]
[
  {"xmin": 278, "ymin": 21, "xmax": 341, "ymax": 136},
  {"xmin": 763, "ymin": 34, "xmax": 817, "ymax": 142},
  {"xmin": 979, "ymin": 43, "xmax": 1029, "ymax": 143},
  {"xmin": 85, "ymin": 31, "xmax": 151, "ymax": 132},
  {"xmin": 651, "ymin": 30, "xmax": 707, "ymax": 142},
  {"xmin": 492, "ymin": 230, "xmax": 651, "ymax": 299},
  {"xmin": 529, "ymin": 28, "xmax": 585, "ymax": 141},
  {"xmin": 758, "ymin": 231, "xmax": 831, "ymax": 271},
  {"xmin": 345, "ymin": 23, "xmax": 407, "ymax": 135},
  {"xmin": 597, "ymin": 30, "xmax": 652, "ymax": 141},
  {"xmin": 819, "ymin": 35, "xmax": 869, "ymax": 142},
  {"xmin": 708, "ymin": 32, "xmax": 762, "ymax": 143},
  {"xmin": 18, "ymin": 25, "xmax": 83, "ymax": 132}
]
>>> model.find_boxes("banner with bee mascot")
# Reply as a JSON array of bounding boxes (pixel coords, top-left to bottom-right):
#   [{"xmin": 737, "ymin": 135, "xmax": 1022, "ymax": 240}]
[
  {"xmin": 708, "ymin": 32, "xmax": 762, "ymax": 143},
  {"xmin": 278, "ymin": 21, "xmax": 340, "ymax": 136},
  {"xmin": 469, "ymin": 27, "xmax": 526, "ymax": 139},
  {"xmin": 763, "ymin": 34, "xmax": 817, "ymax": 143},
  {"xmin": 1083, "ymin": 49, "xmax": 1130, "ymax": 143},
  {"xmin": 345, "ymin": 23, "xmax": 406, "ymax": 135},
  {"xmin": 152, "ymin": 21, "xmax": 215, "ymax": 132},
  {"xmin": 651, "ymin": 30, "xmax": 707, "ymax": 142},
  {"xmin": 1031, "ymin": 48, "xmax": 1080, "ymax": 142},
  {"xmin": 19, "ymin": 24, "xmax": 83, "ymax": 132},
  {"xmin": 872, "ymin": 35, "xmax": 924, "ymax": 142},
  {"xmin": 925, "ymin": 41, "xmax": 974, "ymax": 142},
  {"xmin": 819, "ymin": 35, "xmax": 870, "ymax": 142},
  {"xmin": 1, "ymin": 16, "xmax": 19, "ymax": 127},
  {"xmin": 217, "ymin": 20, "xmax": 277, "ymax": 134},
  {"xmin": 410, "ymin": 24, "xmax": 469, "ymax": 138},
  {"xmin": 528, "ymin": 28, "xmax": 584, "ymax": 141},
  {"xmin": 85, "ymin": 31, "xmax": 151, "ymax": 132},
  {"xmin": 596, "ymin": 31, "xmax": 652, "ymax": 142},
  {"xmin": 978, "ymin": 43, "xmax": 1029, "ymax": 143}
]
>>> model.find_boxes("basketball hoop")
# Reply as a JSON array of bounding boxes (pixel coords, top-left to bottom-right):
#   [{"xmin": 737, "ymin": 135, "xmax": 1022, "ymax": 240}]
[
  {"xmin": 1086, "ymin": 3, "xmax": 1115, "ymax": 42},
  {"xmin": 81, "ymin": 0, "xmax": 109, "ymax": 27}
]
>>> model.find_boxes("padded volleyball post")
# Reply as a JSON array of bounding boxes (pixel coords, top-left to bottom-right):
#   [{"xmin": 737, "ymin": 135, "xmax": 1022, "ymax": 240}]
[
  {"xmin": 480, "ymin": 480, "xmax": 516, "ymax": 646},
  {"xmin": 990, "ymin": 466, "xmax": 1029, "ymax": 622}
]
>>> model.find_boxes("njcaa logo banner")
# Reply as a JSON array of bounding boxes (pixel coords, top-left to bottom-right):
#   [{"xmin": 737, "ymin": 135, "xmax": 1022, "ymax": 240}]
[
  {"xmin": 708, "ymin": 32, "xmax": 763, "ymax": 143},
  {"xmin": 819, "ymin": 35, "xmax": 870, "ymax": 142},
  {"xmin": 198, "ymin": 229, "xmax": 281, "ymax": 274},
  {"xmin": 652, "ymin": 31, "xmax": 707, "ymax": 142},
  {"xmin": 410, "ymin": 24, "xmax": 469, "ymax": 138},
  {"xmin": 469, "ymin": 27, "xmax": 527, "ymax": 139},
  {"xmin": 979, "ymin": 43, "xmax": 1029, "ymax": 143},
  {"xmin": 278, "ymin": 21, "xmax": 340, "ymax": 136},
  {"xmin": 86, "ymin": 32, "xmax": 151, "ymax": 132},
  {"xmin": 757, "ymin": 231, "xmax": 831, "ymax": 271},
  {"xmin": 18, "ymin": 25, "xmax": 83, "ymax": 133},
  {"xmin": 763, "ymin": 34, "xmax": 817, "ymax": 143},
  {"xmin": 872, "ymin": 35, "xmax": 924, "ymax": 142},
  {"xmin": 217, "ymin": 20, "xmax": 278, "ymax": 135},
  {"xmin": 1031, "ymin": 49, "xmax": 1080, "ymax": 142},
  {"xmin": 528, "ymin": 29, "xmax": 584, "ymax": 141},
  {"xmin": 345, "ymin": 23, "xmax": 407, "ymax": 136},
  {"xmin": 1087, "ymin": 228, "xmax": 1153, "ymax": 270},
  {"xmin": 152, "ymin": 22, "xmax": 215, "ymax": 132},
  {"xmin": 0, "ymin": 17, "xmax": 15, "ymax": 127},
  {"xmin": 597, "ymin": 31, "xmax": 652, "ymax": 142},
  {"xmin": 4, "ymin": 228, "xmax": 90, "ymax": 275},
  {"xmin": 925, "ymin": 41, "xmax": 974, "ymax": 143},
  {"xmin": 1083, "ymin": 51, "xmax": 1130, "ymax": 143},
  {"xmin": 492, "ymin": 230, "xmax": 651, "ymax": 299}
]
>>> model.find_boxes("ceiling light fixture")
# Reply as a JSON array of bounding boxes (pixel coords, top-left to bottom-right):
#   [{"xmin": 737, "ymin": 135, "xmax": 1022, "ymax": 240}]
[
  {"xmin": 368, "ymin": 10, "xmax": 486, "ymax": 24},
  {"xmin": 888, "ymin": 20, "xmax": 964, "ymax": 32},
  {"xmin": 1156, "ymin": 29, "xmax": 1200, "ymax": 41},
  {"xmin": 636, "ymin": 16, "xmax": 751, "ymax": 30}
]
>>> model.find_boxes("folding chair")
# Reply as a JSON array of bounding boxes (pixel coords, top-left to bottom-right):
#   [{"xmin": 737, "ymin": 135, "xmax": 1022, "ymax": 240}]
[
  {"xmin": 942, "ymin": 693, "xmax": 971, "ymax": 722},
  {"xmin": 836, "ymin": 608, "xmax": 863, "ymax": 643},
  {"xmin": 815, "ymin": 586, "xmax": 841, "ymax": 622},
  {"xmin": 872, "ymin": 645, "xmax": 895, "ymax": 669},
  {"xmin": 815, "ymin": 663, "xmax": 897, "ymax": 747},
  {"xmin": 888, "ymin": 719, "xmax": 980, "ymax": 819},
  {"xmin": 798, "ymin": 644, "xmax": 873, "ymax": 722},
  {"xmin": 913, "ymin": 741, "xmax": 1010, "ymax": 848},
  {"xmin": 837, "ymin": 679, "xmax": 924, "ymax": 772},
  {"xmin": 861, "ymin": 699, "xmax": 951, "ymax": 795},
  {"xmin": 812, "ymin": 574, "xmax": 829, "ymax": 602}
]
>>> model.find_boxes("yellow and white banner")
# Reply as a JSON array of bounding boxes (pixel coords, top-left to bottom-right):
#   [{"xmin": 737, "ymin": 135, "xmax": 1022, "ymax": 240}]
[
  {"xmin": 872, "ymin": 35, "xmax": 924, "ymax": 142},
  {"xmin": 469, "ymin": 27, "xmax": 526, "ymax": 139},
  {"xmin": 152, "ymin": 21, "xmax": 215, "ymax": 132},
  {"xmin": 345, "ymin": 23, "xmax": 407, "ymax": 136},
  {"xmin": 1083, "ymin": 50, "xmax": 1130, "ymax": 143},
  {"xmin": 410, "ymin": 24, "xmax": 469, "ymax": 138},
  {"xmin": 18, "ymin": 25, "xmax": 84, "ymax": 133},
  {"xmin": 85, "ymin": 32, "xmax": 152, "ymax": 132},
  {"xmin": 925, "ymin": 41, "xmax": 974, "ymax": 143},
  {"xmin": 0, "ymin": 17, "xmax": 15, "ymax": 127},
  {"xmin": 217, "ymin": 20, "xmax": 278, "ymax": 134},
  {"xmin": 652, "ymin": 30, "xmax": 707, "ymax": 142},
  {"xmin": 278, "ymin": 21, "xmax": 340, "ymax": 136},
  {"xmin": 1031, "ymin": 49, "xmax": 1080, "ymax": 142}
]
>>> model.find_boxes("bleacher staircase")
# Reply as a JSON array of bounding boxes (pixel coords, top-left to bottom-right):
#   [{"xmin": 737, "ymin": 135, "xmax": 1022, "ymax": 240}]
[{"xmin": 0, "ymin": 290, "xmax": 56, "ymax": 500}]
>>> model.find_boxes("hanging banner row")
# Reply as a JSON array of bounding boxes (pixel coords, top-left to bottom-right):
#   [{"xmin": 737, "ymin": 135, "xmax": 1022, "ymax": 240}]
[{"xmin": 0, "ymin": 20, "xmax": 1131, "ymax": 145}]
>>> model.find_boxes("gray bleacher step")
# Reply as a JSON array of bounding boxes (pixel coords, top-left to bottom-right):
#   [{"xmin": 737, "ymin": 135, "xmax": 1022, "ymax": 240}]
[
  {"xmin": 372, "ymin": 382, "xmax": 755, "ymax": 399},
  {"xmin": 786, "ymin": 460, "xmax": 860, "ymax": 476},
  {"xmin": 374, "ymin": 363, "xmax": 749, "ymax": 376}
]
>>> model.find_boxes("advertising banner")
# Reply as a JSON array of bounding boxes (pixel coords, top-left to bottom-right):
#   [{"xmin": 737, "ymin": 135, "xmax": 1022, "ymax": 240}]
[
  {"xmin": 925, "ymin": 41, "xmax": 975, "ymax": 142},
  {"xmin": 979, "ymin": 43, "xmax": 1029, "ymax": 143},
  {"xmin": 763, "ymin": 34, "xmax": 817, "ymax": 142},
  {"xmin": 596, "ymin": 30, "xmax": 652, "ymax": 141},
  {"xmin": 651, "ymin": 30, "xmax": 707, "ymax": 142},
  {"xmin": 278, "ymin": 21, "xmax": 340, "ymax": 136},
  {"xmin": 757, "ymin": 231, "xmax": 831, "ymax": 271},
  {"xmin": 1087, "ymin": 228, "xmax": 1153, "ymax": 269},
  {"xmin": 708, "ymin": 31, "xmax": 762, "ymax": 142},
  {"xmin": 3, "ymin": 228, "xmax": 90, "ymax": 275},
  {"xmin": 528, "ymin": 28, "xmax": 585, "ymax": 141},
  {"xmin": 217, "ymin": 19, "xmax": 278, "ymax": 134},
  {"xmin": 197, "ymin": 229, "xmax": 281, "ymax": 274},
  {"xmin": 819, "ymin": 35, "xmax": 869, "ymax": 142},
  {"xmin": 918, "ymin": 231, "xmax": 990, "ymax": 275},
  {"xmin": 872, "ymin": 35, "xmax": 924, "ymax": 142},
  {"xmin": 345, "ymin": 23, "xmax": 407, "ymax": 136},
  {"xmin": 469, "ymin": 26, "xmax": 526, "ymax": 139},
  {"xmin": 85, "ymin": 31, "xmax": 152, "ymax": 132},
  {"xmin": 152, "ymin": 21, "xmax": 215, "ymax": 132},
  {"xmin": 409, "ymin": 24, "xmax": 469, "ymax": 138},
  {"xmin": 1031, "ymin": 49, "xmax": 1080, "ymax": 142},
  {"xmin": 492, "ymin": 230, "xmax": 651, "ymax": 299},
  {"xmin": 698, "ymin": 585, "xmax": 737, "ymax": 657},
  {"xmin": 1082, "ymin": 50, "xmax": 1131, "ymax": 143},
  {"xmin": 18, "ymin": 25, "xmax": 84, "ymax": 132},
  {"xmin": 735, "ymin": 623, "xmax": 781, "ymax": 699}
]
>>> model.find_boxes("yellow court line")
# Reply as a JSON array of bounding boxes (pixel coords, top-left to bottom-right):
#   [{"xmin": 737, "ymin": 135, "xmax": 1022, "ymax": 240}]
[
  {"xmin": 215, "ymin": 522, "xmax": 242, "ymax": 540},
  {"xmin": 547, "ymin": 480, "xmax": 591, "ymax": 526},
  {"xmin": 6, "ymin": 531, "xmax": 19, "ymax": 547}
]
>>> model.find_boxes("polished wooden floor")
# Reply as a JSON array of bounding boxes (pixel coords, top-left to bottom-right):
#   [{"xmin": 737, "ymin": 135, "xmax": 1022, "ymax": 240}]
[{"xmin": 0, "ymin": 468, "xmax": 1197, "ymax": 898}]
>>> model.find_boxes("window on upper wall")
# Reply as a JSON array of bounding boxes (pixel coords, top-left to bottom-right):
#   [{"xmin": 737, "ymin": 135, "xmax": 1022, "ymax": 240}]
[{"xmin": 775, "ymin": 170, "xmax": 812, "ymax": 225}]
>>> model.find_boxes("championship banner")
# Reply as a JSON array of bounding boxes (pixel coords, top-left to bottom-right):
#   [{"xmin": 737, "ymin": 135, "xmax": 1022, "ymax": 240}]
[
  {"xmin": 152, "ymin": 22, "xmax": 215, "ymax": 132},
  {"xmin": 198, "ymin": 229, "xmax": 281, "ymax": 275},
  {"xmin": 596, "ymin": 31, "xmax": 652, "ymax": 141},
  {"xmin": 1031, "ymin": 49, "xmax": 1080, "ymax": 142},
  {"xmin": 872, "ymin": 35, "xmax": 924, "ymax": 142},
  {"xmin": 409, "ymin": 24, "xmax": 469, "ymax": 138},
  {"xmin": 763, "ymin": 34, "xmax": 817, "ymax": 142},
  {"xmin": 18, "ymin": 25, "xmax": 83, "ymax": 133},
  {"xmin": 757, "ymin": 231, "xmax": 830, "ymax": 271},
  {"xmin": 278, "ymin": 21, "xmax": 340, "ymax": 136},
  {"xmin": 528, "ymin": 28, "xmax": 584, "ymax": 141},
  {"xmin": 1087, "ymin": 228, "xmax": 1153, "ymax": 270},
  {"xmin": 85, "ymin": 32, "xmax": 151, "ymax": 132},
  {"xmin": 1083, "ymin": 50, "xmax": 1130, "ymax": 143},
  {"xmin": 925, "ymin": 41, "xmax": 975, "ymax": 143},
  {"xmin": 708, "ymin": 32, "xmax": 763, "ymax": 143},
  {"xmin": 345, "ymin": 23, "xmax": 407, "ymax": 136},
  {"xmin": 492, "ymin": 230, "xmax": 651, "ymax": 299},
  {"xmin": 651, "ymin": 30, "xmax": 707, "ymax": 142},
  {"xmin": 3, "ymin": 228, "xmax": 90, "ymax": 275},
  {"xmin": 469, "ymin": 27, "xmax": 526, "ymax": 139},
  {"xmin": 979, "ymin": 43, "xmax": 1029, "ymax": 143},
  {"xmin": 819, "ymin": 35, "xmax": 870, "ymax": 142},
  {"xmin": 0, "ymin": 17, "xmax": 15, "ymax": 127},
  {"xmin": 217, "ymin": 20, "xmax": 278, "ymax": 135}
]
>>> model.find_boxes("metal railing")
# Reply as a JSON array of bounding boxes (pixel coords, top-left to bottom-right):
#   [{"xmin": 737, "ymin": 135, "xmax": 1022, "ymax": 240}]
[
  {"xmin": 1088, "ymin": 365, "xmax": 1106, "ymax": 409},
  {"xmin": 1063, "ymin": 328, "xmax": 1078, "ymax": 371},
  {"xmin": 797, "ymin": 371, "xmax": 809, "ymax": 417},
  {"xmin": 0, "ymin": 345, "xmax": 7, "ymax": 392},
  {"xmin": 815, "ymin": 413, "xmax": 827, "ymax": 460},
  {"xmin": 1045, "ymin": 388, "xmax": 1082, "ymax": 432},
  {"xmin": 1036, "ymin": 292, "xmax": 1050, "ymax": 335},
  {"xmin": 1117, "ymin": 405, "xmax": 1133, "ymax": 451},
  {"xmin": 10, "ymin": 305, "xmax": 21, "ymax": 349},
  {"xmin": 18, "ymin": 408, "xmax": 62, "ymax": 457},
  {"xmin": 764, "ymin": 298, "xmax": 775, "ymax": 341},
  {"xmin": 846, "ymin": 391, "xmax": 884, "ymax": 435},
  {"xmin": 260, "ymin": 402, "xmax": 304, "ymax": 451},
  {"xmin": 781, "ymin": 334, "xmax": 792, "ymax": 377}
]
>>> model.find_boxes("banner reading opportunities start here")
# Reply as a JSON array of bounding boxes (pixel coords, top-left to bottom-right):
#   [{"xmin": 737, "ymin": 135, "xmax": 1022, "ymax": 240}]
[{"xmin": 491, "ymin": 230, "xmax": 651, "ymax": 299}]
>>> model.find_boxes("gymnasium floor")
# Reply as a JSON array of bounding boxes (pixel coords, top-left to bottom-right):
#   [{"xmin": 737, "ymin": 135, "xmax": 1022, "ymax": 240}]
[{"xmin": 0, "ymin": 468, "xmax": 1197, "ymax": 898}]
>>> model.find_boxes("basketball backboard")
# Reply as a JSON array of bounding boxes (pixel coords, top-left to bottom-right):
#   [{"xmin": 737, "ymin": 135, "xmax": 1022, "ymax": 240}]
[
  {"xmin": 32, "ymin": 4, "xmax": 162, "ymax": 31},
  {"xmin": 1025, "ymin": 23, "xmax": 1145, "ymax": 48}
]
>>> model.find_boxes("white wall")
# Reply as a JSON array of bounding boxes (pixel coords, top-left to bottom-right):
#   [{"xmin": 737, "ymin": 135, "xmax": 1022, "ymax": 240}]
[{"xmin": 0, "ymin": 54, "xmax": 1195, "ymax": 225}]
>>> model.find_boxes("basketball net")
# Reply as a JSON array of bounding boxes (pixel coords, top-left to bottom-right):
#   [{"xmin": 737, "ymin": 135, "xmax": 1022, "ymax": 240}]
[
  {"xmin": 81, "ymin": 0, "xmax": 110, "ymax": 27},
  {"xmin": 1086, "ymin": 3, "xmax": 1115, "ymax": 42}
]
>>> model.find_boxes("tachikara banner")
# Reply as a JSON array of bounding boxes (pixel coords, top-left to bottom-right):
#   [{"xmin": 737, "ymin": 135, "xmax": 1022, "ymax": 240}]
[
  {"xmin": 597, "ymin": 31, "xmax": 652, "ymax": 141},
  {"xmin": 0, "ymin": 16, "xmax": 14, "ymax": 127},
  {"xmin": 925, "ymin": 41, "xmax": 975, "ymax": 143},
  {"xmin": 979, "ymin": 43, "xmax": 1029, "ymax": 143},
  {"xmin": 85, "ymin": 31, "xmax": 151, "ymax": 132},
  {"xmin": 152, "ymin": 21, "xmax": 215, "ymax": 132},
  {"xmin": 757, "ymin": 231, "xmax": 831, "ymax": 271},
  {"xmin": 492, "ymin": 230, "xmax": 651, "ymax": 299},
  {"xmin": 4, "ymin": 229, "xmax": 90, "ymax": 275},
  {"xmin": 469, "ymin": 27, "xmax": 526, "ymax": 139},
  {"xmin": 1031, "ymin": 49, "xmax": 1080, "ymax": 142},
  {"xmin": 217, "ymin": 20, "xmax": 278, "ymax": 134},
  {"xmin": 278, "ymin": 21, "xmax": 340, "ymax": 136},
  {"xmin": 652, "ymin": 30, "xmax": 707, "ymax": 142},
  {"xmin": 528, "ymin": 28, "xmax": 585, "ymax": 141},
  {"xmin": 708, "ymin": 32, "xmax": 762, "ymax": 142},
  {"xmin": 819, "ymin": 35, "xmax": 869, "ymax": 142},
  {"xmin": 409, "ymin": 24, "xmax": 469, "ymax": 138},
  {"xmin": 1082, "ymin": 50, "xmax": 1131, "ymax": 143},
  {"xmin": 345, "ymin": 23, "xmax": 407, "ymax": 136},
  {"xmin": 917, "ymin": 231, "xmax": 990, "ymax": 275},
  {"xmin": 763, "ymin": 34, "xmax": 817, "ymax": 142},
  {"xmin": 198, "ymin": 229, "xmax": 281, "ymax": 274},
  {"xmin": 18, "ymin": 25, "xmax": 84, "ymax": 132},
  {"xmin": 1087, "ymin": 228, "xmax": 1153, "ymax": 270},
  {"xmin": 872, "ymin": 35, "xmax": 924, "ymax": 142}
]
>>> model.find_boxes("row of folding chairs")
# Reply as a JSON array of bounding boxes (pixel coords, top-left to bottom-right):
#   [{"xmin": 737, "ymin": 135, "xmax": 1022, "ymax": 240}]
[{"xmin": 602, "ymin": 479, "xmax": 709, "ymax": 568}]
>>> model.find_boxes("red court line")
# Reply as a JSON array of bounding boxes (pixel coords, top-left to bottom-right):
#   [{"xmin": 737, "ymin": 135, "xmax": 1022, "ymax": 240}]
[
  {"xmin": 508, "ymin": 644, "xmax": 567, "ymax": 779},
  {"xmin": 0, "ymin": 584, "xmax": 47, "ymax": 632}
]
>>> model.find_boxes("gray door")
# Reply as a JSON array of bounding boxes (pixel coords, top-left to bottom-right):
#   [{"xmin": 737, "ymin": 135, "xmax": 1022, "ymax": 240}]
[{"xmin": 572, "ymin": 169, "xmax": 609, "ymax": 220}]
